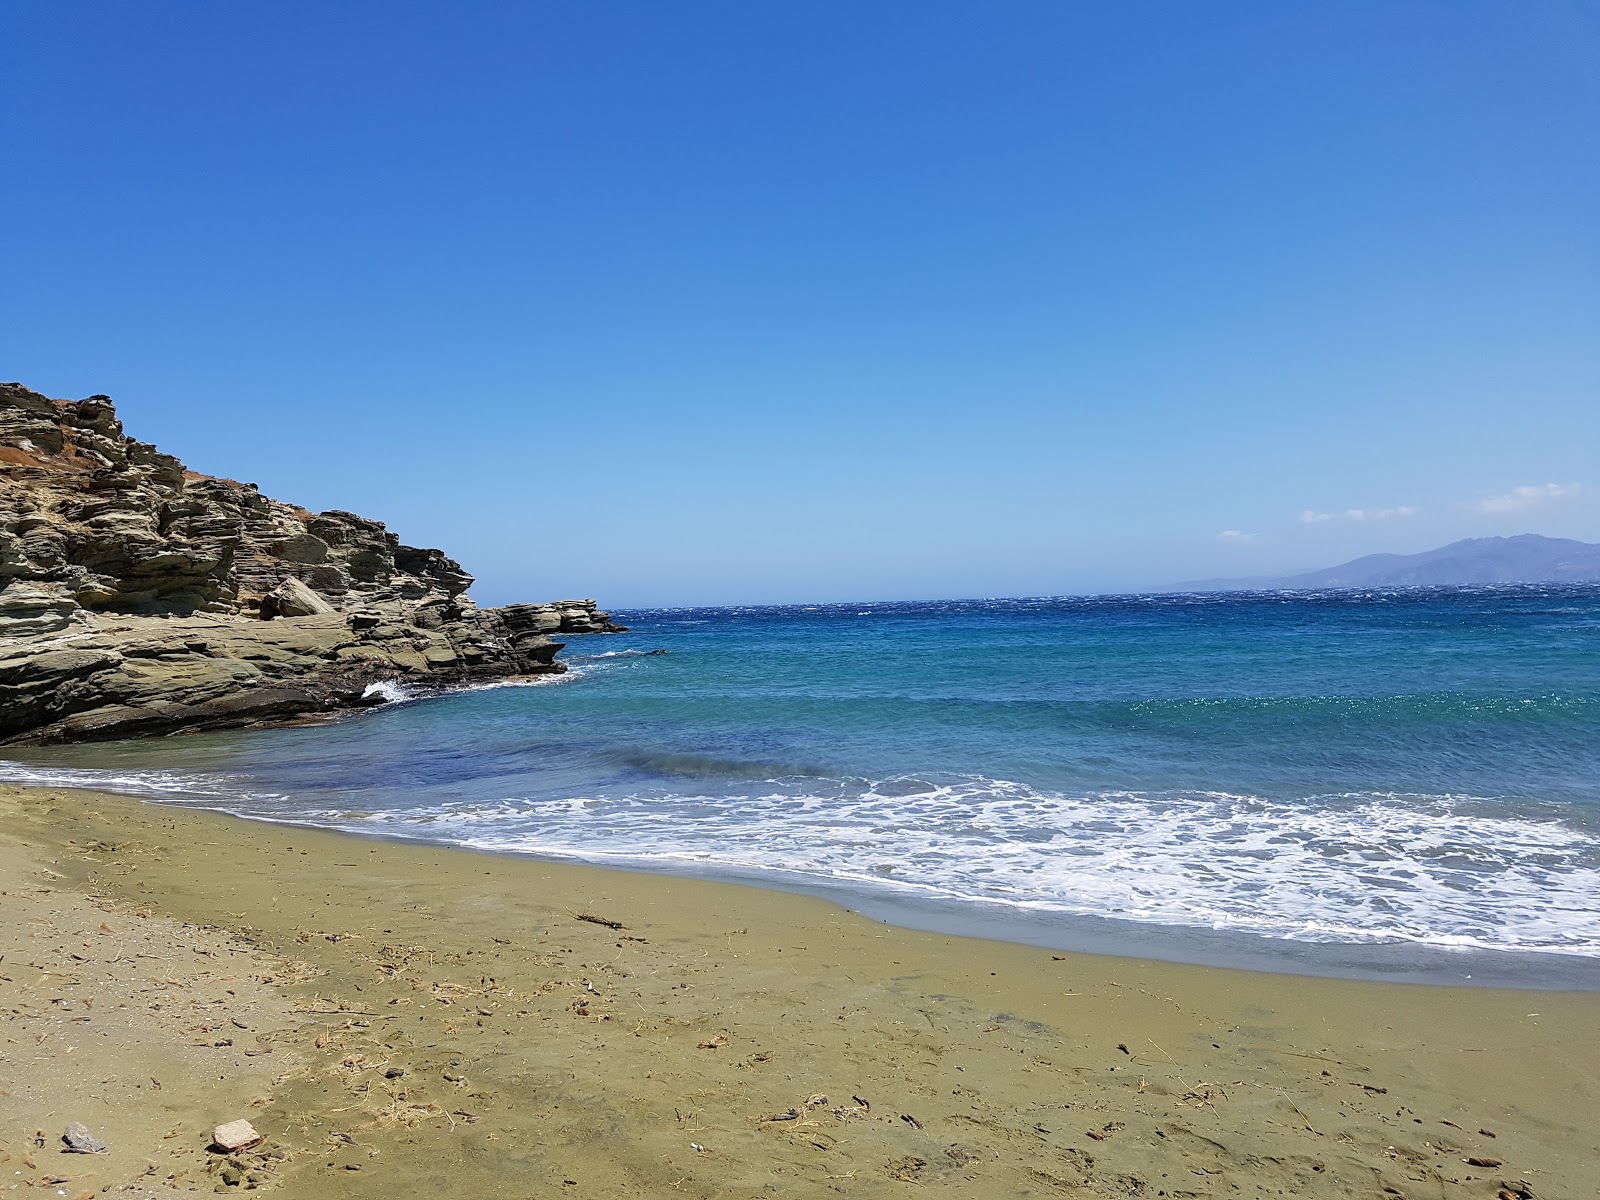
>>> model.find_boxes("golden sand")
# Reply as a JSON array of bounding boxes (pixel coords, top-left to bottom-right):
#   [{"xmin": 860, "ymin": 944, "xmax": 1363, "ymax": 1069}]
[{"xmin": 1, "ymin": 783, "xmax": 1594, "ymax": 1197}]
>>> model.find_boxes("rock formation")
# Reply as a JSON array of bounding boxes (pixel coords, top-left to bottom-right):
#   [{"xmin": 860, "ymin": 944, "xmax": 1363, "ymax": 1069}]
[{"xmin": 0, "ymin": 383, "xmax": 624, "ymax": 744}]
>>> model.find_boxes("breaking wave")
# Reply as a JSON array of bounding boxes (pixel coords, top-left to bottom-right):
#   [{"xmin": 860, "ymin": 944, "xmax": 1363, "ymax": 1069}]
[{"xmin": 4, "ymin": 758, "xmax": 1597, "ymax": 957}]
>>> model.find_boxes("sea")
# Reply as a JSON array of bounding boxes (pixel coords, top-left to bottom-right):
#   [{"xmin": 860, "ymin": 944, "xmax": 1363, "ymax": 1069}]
[{"xmin": 5, "ymin": 585, "xmax": 1599, "ymax": 988}]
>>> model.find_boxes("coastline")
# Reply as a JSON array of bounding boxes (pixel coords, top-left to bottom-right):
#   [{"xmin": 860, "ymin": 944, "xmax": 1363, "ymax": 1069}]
[
  {"xmin": 8, "ymin": 730, "xmax": 1599, "ymax": 991},
  {"xmin": 3, "ymin": 783, "xmax": 1595, "ymax": 1197}
]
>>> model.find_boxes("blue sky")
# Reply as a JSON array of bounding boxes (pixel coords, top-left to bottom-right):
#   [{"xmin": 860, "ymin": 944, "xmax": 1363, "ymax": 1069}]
[{"xmin": 4, "ymin": 1, "xmax": 1596, "ymax": 605}]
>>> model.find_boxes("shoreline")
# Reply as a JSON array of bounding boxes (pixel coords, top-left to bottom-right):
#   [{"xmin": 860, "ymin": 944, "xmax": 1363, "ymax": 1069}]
[
  {"xmin": 6, "ymin": 755, "xmax": 1598, "ymax": 991},
  {"xmin": 2, "ymin": 782, "xmax": 1596, "ymax": 1197}
]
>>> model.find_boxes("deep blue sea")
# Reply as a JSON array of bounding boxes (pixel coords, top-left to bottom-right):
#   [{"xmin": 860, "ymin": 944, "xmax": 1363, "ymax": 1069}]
[{"xmin": 6, "ymin": 585, "xmax": 1600, "ymax": 985}]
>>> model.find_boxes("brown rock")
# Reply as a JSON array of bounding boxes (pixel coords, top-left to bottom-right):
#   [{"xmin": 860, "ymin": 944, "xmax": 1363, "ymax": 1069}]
[{"xmin": 0, "ymin": 383, "xmax": 624, "ymax": 744}]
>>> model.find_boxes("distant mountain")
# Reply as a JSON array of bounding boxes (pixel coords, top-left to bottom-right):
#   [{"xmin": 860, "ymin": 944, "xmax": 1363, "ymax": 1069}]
[{"xmin": 1175, "ymin": 535, "xmax": 1600, "ymax": 592}]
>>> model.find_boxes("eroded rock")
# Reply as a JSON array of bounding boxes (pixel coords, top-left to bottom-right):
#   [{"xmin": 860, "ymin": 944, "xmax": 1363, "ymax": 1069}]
[
  {"xmin": 261, "ymin": 576, "xmax": 336, "ymax": 618},
  {"xmin": 1, "ymin": 383, "xmax": 626, "ymax": 743}
]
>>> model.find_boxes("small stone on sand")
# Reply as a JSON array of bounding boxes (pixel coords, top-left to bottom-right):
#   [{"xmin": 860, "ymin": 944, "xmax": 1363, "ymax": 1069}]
[
  {"xmin": 62, "ymin": 1122, "xmax": 107, "ymax": 1154},
  {"xmin": 212, "ymin": 1119, "xmax": 263, "ymax": 1153}
]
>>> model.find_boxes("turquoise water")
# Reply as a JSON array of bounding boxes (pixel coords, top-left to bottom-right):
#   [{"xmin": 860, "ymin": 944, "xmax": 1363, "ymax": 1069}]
[{"xmin": 6, "ymin": 586, "xmax": 1600, "ymax": 983}]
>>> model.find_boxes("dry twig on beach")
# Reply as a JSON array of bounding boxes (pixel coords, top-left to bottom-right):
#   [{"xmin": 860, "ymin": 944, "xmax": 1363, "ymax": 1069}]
[{"xmin": 571, "ymin": 912, "xmax": 625, "ymax": 930}]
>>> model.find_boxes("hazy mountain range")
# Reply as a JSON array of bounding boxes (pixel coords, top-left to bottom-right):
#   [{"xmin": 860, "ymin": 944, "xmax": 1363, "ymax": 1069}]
[{"xmin": 1176, "ymin": 534, "xmax": 1600, "ymax": 592}]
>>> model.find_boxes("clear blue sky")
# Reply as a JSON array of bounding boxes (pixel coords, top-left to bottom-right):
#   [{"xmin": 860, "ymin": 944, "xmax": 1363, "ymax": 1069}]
[{"xmin": 4, "ymin": 1, "xmax": 1596, "ymax": 605}]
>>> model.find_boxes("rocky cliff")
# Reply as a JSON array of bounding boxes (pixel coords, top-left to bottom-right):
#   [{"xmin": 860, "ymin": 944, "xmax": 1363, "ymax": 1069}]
[{"xmin": 0, "ymin": 383, "xmax": 624, "ymax": 743}]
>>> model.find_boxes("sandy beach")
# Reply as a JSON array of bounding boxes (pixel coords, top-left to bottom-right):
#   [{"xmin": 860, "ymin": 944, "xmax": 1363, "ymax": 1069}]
[{"xmin": 1, "ymin": 782, "xmax": 1595, "ymax": 1198}]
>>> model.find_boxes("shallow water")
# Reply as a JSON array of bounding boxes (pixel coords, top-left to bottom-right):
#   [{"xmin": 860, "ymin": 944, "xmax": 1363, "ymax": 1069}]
[{"xmin": 7, "ymin": 585, "xmax": 1600, "ymax": 984}]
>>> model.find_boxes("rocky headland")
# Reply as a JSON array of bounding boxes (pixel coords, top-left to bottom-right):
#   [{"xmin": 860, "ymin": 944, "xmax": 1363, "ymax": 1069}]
[{"xmin": 0, "ymin": 382, "xmax": 623, "ymax": 744}]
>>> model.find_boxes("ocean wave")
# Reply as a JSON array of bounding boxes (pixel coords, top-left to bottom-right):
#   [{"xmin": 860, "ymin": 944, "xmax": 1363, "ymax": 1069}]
[
  {"xmin": 596, "ymin": 747, "xmax": 843, "ymax": 781},
  {"xmin": 428, "ymin": 780, "xmax": 1600, "ymax": 956},
  {"xmin": 456, "ymin": 657, "xmax": 633, "ymax": 690},
  {"xmin": 362, "ymin": 679, "xmax": 421, "ymax": 703},
  {"xmin": 13, "ymin": 755, "xmax": 1595, "ymax": 958},
  {"xmin": 0, "ymin": 760, "xmax": 277, "ymax": 805}
]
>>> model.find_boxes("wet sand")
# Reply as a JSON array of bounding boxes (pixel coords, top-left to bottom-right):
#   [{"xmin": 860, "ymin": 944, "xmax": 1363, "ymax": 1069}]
[{"xmin": 1, "ymin": 783, "xmax": 1595, "ymax": 1198}]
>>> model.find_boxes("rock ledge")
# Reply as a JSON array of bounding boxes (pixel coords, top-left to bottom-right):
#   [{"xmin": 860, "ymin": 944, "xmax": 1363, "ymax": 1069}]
[{"xmin": 0, "ymin": 383, "xmax": 624, "ymax": 744}]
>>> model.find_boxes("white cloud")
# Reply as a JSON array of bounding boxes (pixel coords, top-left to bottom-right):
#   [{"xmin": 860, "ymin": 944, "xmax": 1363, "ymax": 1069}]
[
  {"xmin": 1216, "ymin": 529, "xmax": 1259, "ymax": 543},
  {"xmin": 1476, "ymin": 483, "xmax": 1581, "ymax": 514},
  {"xmin": 1299, "ymin": 506, "xmax": 1419, "ymax": 524}
]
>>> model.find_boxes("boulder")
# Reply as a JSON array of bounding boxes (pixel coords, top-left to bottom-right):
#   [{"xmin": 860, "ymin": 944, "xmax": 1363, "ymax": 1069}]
[{"xmin": 261, "ymin": 577, "xmax": 336, "ymax": 618}]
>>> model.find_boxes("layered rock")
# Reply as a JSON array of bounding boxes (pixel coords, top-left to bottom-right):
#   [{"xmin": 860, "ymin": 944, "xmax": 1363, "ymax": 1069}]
[{"xmin": 0, "ymin": 383, "xmax": 624, "ymax": 743}]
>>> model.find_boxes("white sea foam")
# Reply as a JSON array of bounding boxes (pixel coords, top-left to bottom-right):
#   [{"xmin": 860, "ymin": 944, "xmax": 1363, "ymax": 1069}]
[
  {"xmin": 362, "ymin": 680, "xmax": 419, "ymax": 702},
  {"xmin": 460, "ymin": 674, "xmax": 579, "ymax": 690},
  {"xmin": 5, "ymin": 758, "xmax": 1597, "ymax": 956},
  {"xmin": 0, "ymin": 761, "xmax": 281, "ymax": 807},
  {"xmin": 340, "ymin": 778, "xmax": 1600, "ymax": 957}
]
